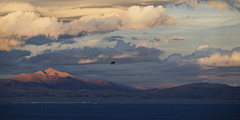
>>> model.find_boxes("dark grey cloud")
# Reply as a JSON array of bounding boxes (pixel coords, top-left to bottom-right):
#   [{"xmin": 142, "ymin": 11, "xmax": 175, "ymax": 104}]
[
  {"xmin": 0, "ymin": 49, "xmax": 31, "ymax": 66},
  {"xmin": 25, "ymin": 35, "xmax": 79, "ymax": 46},
  {"xmin": 58, "ymin": 31, "xmax": 88, "ymax": 39},
  {"xmin": 24, "ymin": 41, "xmax": 164, "ymax": 65},
  {"xmin": 25, "ymin": 35, "xmax": 53, "ymax": 46},
  {"xmin": 131, "ymin": 36, "xmax": 139, "ymax": 40},
  {"xmin": 103, "ymin": 36, "xmax": 125, "ymax": 42},
  {"xmin": 60, "ymin": 40, "xmax": 78, "ymax": 45},
  {"xmin": 24, "ymin": 47, "xmax": 103, "ymax": 65},
  {"xmin": 1, "ymin": 43, "xmax": 239, "ymax": 86},
  {"xmin": 163, "ymin": 53, "xmax": 183, "ymax": 63}
]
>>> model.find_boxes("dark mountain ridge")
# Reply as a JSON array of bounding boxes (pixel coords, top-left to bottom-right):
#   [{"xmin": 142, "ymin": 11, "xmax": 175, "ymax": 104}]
[
  {"xmin": 147, "ymin": 83, "xmax": 240, "ymax": 100},
  {"xmin": 0, "ymin": 68, "xmax": 240, "ymax": 103}
]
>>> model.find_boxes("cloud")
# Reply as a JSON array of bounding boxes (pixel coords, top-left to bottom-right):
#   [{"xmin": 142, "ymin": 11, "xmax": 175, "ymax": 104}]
[
  {"xmin": 1, "ymin": 0, "xmax": 240, "ymax": 19},
  {"xmin": 184, "ymin": 0, "xmax": 240, "ymax": 12},
  {"xmin": 0, "ymin": 11, "xmax": 69, "ymax": 51},
  {"xmin": 164, "ymin": 53, "xmax": 184, "ymax": 63},
  {"xmin": 78, "ymin": 58, "xmax": 98, "ymax": 64},
  {"xmin": 184, "ymin": 45, "xmax": 232, "ymax": 61},
  {"xmin": 181, "ymin": 16, "xmax": 196, "ymax": 24},
  {"xmin": 103, "ymin": 36, "xmax": 125, "ymax": 42},
  {"xmin": 25, "ymin": 36, "xmax": 53, "ymax": 46},
  {"xmin": 0, "ymin": 2, "xmax": 126, "ymax": 18},
  {"xmin": 174, "ymin": 45, "xmax": 240, "ymax": 69},
  {"xmin": 60, "ymin": 40, "xmax": 78, "ymax": 45},
  {"xmin": 205, "ymin": 1, "xmax": 229, "ymax": 12},
  {"xmin": 0, "ymin": 38, "xmax": 25, "ymax": 51},
  {"xmin": 0, "ymin": 49, "xmax": 31, "ymax": 66},
  {"xmin": 118, "ymin": 6, "xmax": 178, "ymax": 30},
  {"xmin": 137, "ymin": 40, "xmax": 152, "ymax": 47},
  {"xmin": 197, "ymin": 51, "xmax": 240, "ymax": 68},
  {"xmin": 0, "ymin": 5, "xmax": 178, "ymax": 51},
  {"xmin": 23, "ymin": 35, "xmax": 79, "ymax": 46},
  {"xmin": 112, "ymin": 40, "xmax": 136, "ymax": 51},
  {"xmin": 196, "ymin": 45, "xmax": 212, "ymax": 51},
  {"xmin": 203, "ymin": 35, "xmax": 238, "ymax": 43},
  {"xmin": 229, "ymin": 36, "xmax": 240, "ymax": 40},
  {"xmin": 168, "ymin": 36, "xmax": 187, "ymax": 40},
  {"xmin": 24, "ymin": 40, "xmax": 165, "ymax": 65},
  {"xmin": 154, "ymin": 37, "xmax": 169, "ymax": 45},
  {"xmin": 0, "ymin": 1, "xmax": 188, "ymax": 13},
  {"xmin": 0, "ymin": 2, "xmax": 35, "ymax": 15},
  {"xmin": 73, "ymin": 45, "xmax": 240, "ymax": 85},
  {"xmin": 0, "ymin": 11, "xmax": 65, "ymax": 39},
  {"xmin": 153, "ymin": 36, "xmax": 187, "ymax": 45},
  {"xmin": 1, "ymin": 44, "xmax": 240, "ymax": 86},
  {"xmin": 2, "ymin": 0, "xmax": 239, "ymax": 13},
  {"xmin": 131, "ymin": 36, "xmax": 139, "ymax": 40}
]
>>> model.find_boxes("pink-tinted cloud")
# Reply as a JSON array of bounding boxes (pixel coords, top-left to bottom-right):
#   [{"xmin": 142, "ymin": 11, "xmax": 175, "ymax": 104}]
[
  {"xmin": 168, "ymin": 36, "xmax": 187, "ymax": 40},
  {"xmin": 78, "ymin": 58, "xmax": 98, "ymax": 64},
  {"xmin": 153, "ymin": 36, "xmax": 187, "ymax": 45},
  {"xmin": 137, "ymin": 40, "xmax": 152, "ymax": 47},
  {"xmin": 181, "ymin": 18, "xmax": 195, "ymax": 23}
]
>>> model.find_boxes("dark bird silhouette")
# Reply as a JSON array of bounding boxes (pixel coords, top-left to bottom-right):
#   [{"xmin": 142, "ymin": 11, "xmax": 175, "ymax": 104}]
[{"xmin": 111, "ymin": 61, "xmax": 115, "ymax": 65}]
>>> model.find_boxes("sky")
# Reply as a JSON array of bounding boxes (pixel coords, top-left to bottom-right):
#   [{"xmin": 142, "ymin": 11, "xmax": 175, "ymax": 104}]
[{"xmin": 0, "ymin": 0, "xmax": 240, "ymax": 86}]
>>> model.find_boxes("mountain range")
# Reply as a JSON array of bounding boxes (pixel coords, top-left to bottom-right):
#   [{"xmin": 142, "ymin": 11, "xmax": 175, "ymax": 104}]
[
  {"xmin": 0, "ymin": 68, "xmax": 240, "ymax": 104},
  {"xmin": 4, "ymin": 68, "xmax": 123, "ymax": 90}
]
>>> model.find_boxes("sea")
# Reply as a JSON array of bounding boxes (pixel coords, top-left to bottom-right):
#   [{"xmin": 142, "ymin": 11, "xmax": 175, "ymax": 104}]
[{"xmin": 0, "ymin": 104, "xmax": 240, "ymax": 120}]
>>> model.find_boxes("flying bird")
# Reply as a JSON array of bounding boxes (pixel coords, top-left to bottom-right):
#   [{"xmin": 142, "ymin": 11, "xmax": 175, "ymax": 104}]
[{"xmin": 111, "ymin": 61, "xmax": 115, "ymax": 65}]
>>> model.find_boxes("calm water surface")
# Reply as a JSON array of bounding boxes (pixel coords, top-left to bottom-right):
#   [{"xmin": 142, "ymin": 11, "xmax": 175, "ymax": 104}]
[{"xmin": 0, "ymin": 104, "xmax": 240, "ymax": 120}]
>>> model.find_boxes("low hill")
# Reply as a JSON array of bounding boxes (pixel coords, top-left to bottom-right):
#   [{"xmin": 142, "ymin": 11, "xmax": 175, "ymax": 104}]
[{"xmin": 146, "ymin": 83, "xmax": 240, "ymax": 100}]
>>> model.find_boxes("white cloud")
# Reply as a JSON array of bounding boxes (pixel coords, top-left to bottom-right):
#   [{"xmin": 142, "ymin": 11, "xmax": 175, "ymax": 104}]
[
  {"xmin": 168, "ymin": 36, "xmax": 187, "ymax": 40},
  {"xmin": 196, "ymin": 45, "xmax": 212, "ymax": 51},
  {"xmin": 0, "ymin": 11, "xmax": 66, "ymax": 39},
  {"xmin": 172, "ymin": 45, "xmax": 240, "ymax": 69},
  {"xmin": 181, "ymin": 18, "xmax": 195, "ymax": 24},
  {"xmin": 137, "ymin": 40, "xmax": 152, "ymax": 47},
  {"xmin": 197, "ymin": 51, "xmax": 240, "ymax": 67},
  {"xmin": 119, "ymin": 6, "xmax": 177, "ymax": 30}
]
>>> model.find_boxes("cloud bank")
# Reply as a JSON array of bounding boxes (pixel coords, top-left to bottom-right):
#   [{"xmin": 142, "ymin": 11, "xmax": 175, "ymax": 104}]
[
  {"xmin": 0, "ymin": 5, "xmax": 178, "ymax": 51},
  {"xmin": 1, "ymin": 41, "xmax": 239, "ymax": 86},
  {"xmin": 25, "ymin": 40, "xmax": 165, "ymax": 65},
  {"xmin": 153, "ymin": 36, "xmax": 187, "ymax": 45},
  {"xmin": 184, "ymin": 0, "xmax": 240, "ymax": 12}
]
